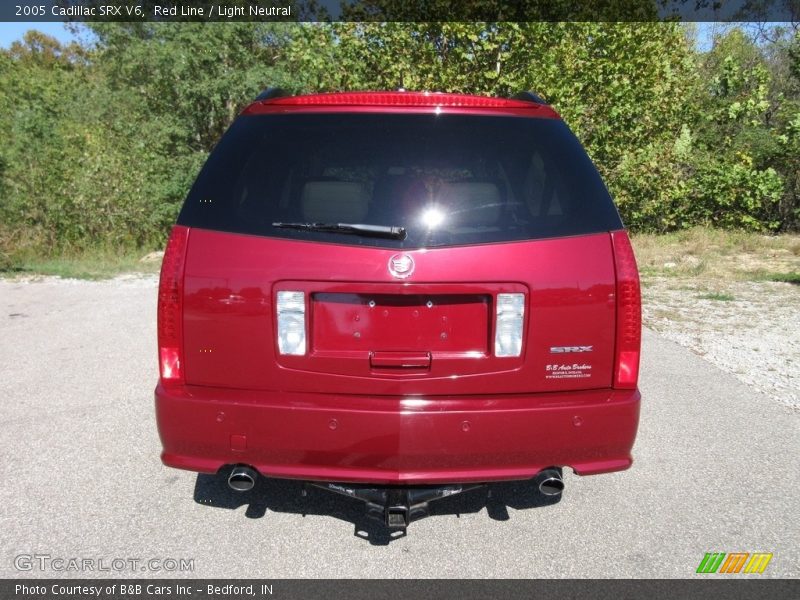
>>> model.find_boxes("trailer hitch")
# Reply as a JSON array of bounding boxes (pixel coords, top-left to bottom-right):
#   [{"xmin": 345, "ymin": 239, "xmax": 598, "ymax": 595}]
[{"xmin": 310, "ymin": 482, "xmax": 485, "ymax": 529}]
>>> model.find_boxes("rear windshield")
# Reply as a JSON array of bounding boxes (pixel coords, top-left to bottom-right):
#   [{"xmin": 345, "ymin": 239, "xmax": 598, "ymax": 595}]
[{"xmin": 178, "ymin": 113, "xmax": 622, "ymax": 248}]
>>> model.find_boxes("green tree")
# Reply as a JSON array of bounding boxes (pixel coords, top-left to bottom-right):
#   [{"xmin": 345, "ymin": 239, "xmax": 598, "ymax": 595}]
[{"xmin": 2, "ymin": 21, "xmax": 799, "ymax": 266}]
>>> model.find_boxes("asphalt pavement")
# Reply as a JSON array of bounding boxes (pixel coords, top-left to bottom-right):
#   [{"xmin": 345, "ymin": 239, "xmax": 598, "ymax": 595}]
[{"xmin": 1, "ymin": 276, "xmax": 797, "ymax": 578}]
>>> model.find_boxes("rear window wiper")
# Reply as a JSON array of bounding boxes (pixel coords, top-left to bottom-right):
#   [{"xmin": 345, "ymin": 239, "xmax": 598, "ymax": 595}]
[{"xmin": 272, "ymin": 222, "xmax": 406, "ymax": 240}]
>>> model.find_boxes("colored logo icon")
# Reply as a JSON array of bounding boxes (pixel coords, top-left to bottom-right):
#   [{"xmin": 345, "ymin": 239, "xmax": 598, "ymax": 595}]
[{"xmin": 696, "ymin": 552, "xmax": 773, "ymax": 574}]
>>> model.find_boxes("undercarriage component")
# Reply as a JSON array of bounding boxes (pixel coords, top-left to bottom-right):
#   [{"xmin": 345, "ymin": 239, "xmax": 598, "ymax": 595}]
[{"xmin": 310, "ymin": 481, "xmax": 486, "ymax": 529}]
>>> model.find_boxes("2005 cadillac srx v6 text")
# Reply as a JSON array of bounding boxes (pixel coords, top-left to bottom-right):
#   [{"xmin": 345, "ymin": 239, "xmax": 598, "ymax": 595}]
[{"xmin": 155, "ymin": 90, "xmax": 642, "ymax": 529}]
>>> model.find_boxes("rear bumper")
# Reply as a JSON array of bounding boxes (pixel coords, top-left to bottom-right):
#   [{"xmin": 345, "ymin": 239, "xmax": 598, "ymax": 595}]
[{"xmin": 155, "ymin": 383, "xmax": 640, "ymax": 484}]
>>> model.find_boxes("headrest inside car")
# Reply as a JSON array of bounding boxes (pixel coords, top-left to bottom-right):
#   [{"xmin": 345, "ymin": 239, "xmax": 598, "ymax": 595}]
[
  {"xmin": 438, "ymin": 182, "xmax": 501, "ymax": 228},
  {"xmin": 301, "ymin": 181, "xmax": 369, "ymax": 223}
]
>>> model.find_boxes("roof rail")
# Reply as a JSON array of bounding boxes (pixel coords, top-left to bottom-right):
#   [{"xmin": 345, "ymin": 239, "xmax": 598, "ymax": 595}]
[
  {"xmin": 510, "ymin": 91, "xmax": 547, "ymax": 105},
  {"xmin": 255, "ymin": 87, "xmax": 289, "ymax": 102}
]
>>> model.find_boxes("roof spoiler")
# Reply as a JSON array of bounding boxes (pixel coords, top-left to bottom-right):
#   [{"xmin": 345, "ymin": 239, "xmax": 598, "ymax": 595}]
[
  {"xmin": 254, "ymin": 87, "xmax": 289, "ymax": 102},
  {"xmin": 510, "ymin": 91, "xmax": 548, "ymax": 105}
]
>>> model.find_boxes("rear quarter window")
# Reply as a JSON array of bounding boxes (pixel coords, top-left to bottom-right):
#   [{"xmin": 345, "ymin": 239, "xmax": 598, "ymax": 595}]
[{"xmin": 178, "ymin": 113, "xmax": 623, "ymax": 248}]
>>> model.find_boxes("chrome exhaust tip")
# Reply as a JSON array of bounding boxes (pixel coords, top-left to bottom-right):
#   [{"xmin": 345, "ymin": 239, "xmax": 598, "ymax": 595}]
[
  {"xmin": 535, "ymin": 468, "xmax": 564, "ymax": 496},
  {"xmin": 227, "ymin": 465, "xmax": 258, "ymax": 492}
]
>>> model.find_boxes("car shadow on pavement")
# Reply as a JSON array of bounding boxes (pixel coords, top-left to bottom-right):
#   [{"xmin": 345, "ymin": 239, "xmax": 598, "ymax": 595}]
[{"xmin": 193, "ymin": 468, "xmax": 561, "ymax": 545}]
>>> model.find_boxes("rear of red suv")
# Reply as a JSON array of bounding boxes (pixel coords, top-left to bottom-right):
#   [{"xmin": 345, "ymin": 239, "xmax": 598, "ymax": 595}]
[{"xmin": 155, "ymin": 90, "xmax": 641, "ymax": 527}]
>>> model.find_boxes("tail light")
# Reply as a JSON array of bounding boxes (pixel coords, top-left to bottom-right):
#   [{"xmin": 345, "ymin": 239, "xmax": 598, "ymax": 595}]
[
  {"xmin": 611, "ymin": 231, "xmax": 641, "ymax": 388},
  {"xmin": 276, "ymin": 291, "xmax": 307, "ymax": 355},
  {"xmin": 157, "ymin": 226, "xmax": 189, "ymax": 384},
  {"xmin": 495, "ymin": 293, "xmax": 525, "ymax": 357}
]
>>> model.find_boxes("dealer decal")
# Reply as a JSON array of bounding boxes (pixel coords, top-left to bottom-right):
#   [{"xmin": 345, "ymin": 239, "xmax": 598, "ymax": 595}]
[{"xmin": 545, "ymin": 363, "xmax": 593, "ymax": 379}]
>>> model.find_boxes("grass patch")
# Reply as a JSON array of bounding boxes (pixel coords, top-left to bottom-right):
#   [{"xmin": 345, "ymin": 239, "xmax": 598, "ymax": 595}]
[
  {"xmin": 740, "ymin": 270, "xmax": 800, "ymax": 285},
  {"xmin": 651, "ymin": 308, "xmax": 686, "ymax": 322},
  {"xmin": 760, "ymin": 271, "xmax": 800, "ymax": 285},
  {"xmin": 697, "ymin": 292, "xmax": 736, "ymax": 301},
  {"xmin": 0, "ymin": 248, "xmax": 161, "ymax": 280},
  {"xmin": 632, "ymin": 227, "xmax": 800, "ymax": 281}
]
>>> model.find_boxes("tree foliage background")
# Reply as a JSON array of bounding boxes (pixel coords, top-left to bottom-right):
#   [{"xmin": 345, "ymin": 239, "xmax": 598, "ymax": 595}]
[{"xmin": 1, "ymin": 22, "xmax": 799, "ymax": 261}]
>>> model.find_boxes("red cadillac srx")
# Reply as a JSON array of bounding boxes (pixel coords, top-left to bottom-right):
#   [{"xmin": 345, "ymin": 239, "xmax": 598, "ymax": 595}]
[{"xmin": 155, "ymin": 90, "xmax": 642, "ymax": 528}]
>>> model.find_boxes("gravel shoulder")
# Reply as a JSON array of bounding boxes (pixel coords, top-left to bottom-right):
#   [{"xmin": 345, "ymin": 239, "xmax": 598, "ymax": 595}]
[{"xmin": 642, "ymin": 277, "xmax": 800, "ymax": 409}]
